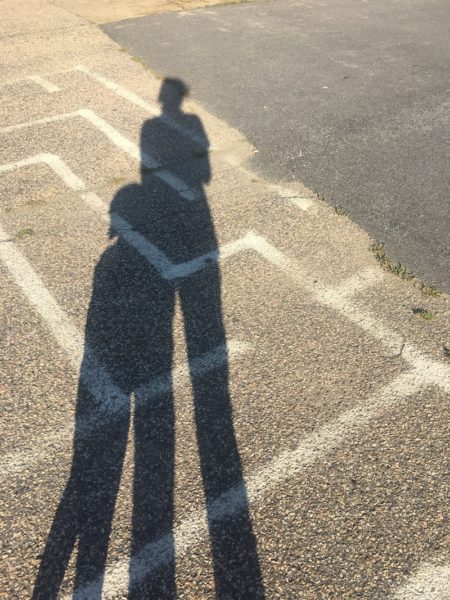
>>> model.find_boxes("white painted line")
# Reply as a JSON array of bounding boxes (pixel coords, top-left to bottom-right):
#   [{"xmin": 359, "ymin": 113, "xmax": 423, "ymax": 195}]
[
  {"xmin": 245, "ymin": 232, "xmax": 406, "ymax": 357},
  {"xmin": 0, "ymin": 221, "xmax": 85, "ymax": 370},
  {"xmin": 81, "ymin": 191, "xmax": 173, "ymax": 275},
  {"xmin": 0, "ymin": 109, "xmax": 196, "ymax": 201},
  {"xmin": 1, "ymin": 339, "xmax": 251, "ymax": 481},
  {"xmin": 0, "ymin": 171, "xmax": 250, "ymax": 479},
  {"xmin": 74, "ymin": 113, "xmax": 203, "ymax": 199},
  {"xmin": 28, "ymin": 75, "xmax": 60, "ymax": 93},
  {"xmin": 163, "ymin": 235, "xmax": 252, "ymax": 279},
  {"xmin": 75, "ymin": 65, "xmax": 161, "ymax": 115},
  {"xmin": 75, "ymin": 65, "xmax": 211, "ymax": 148},
  {"xmin": 81, "ymin": 191, "xmax": 249, "ymax": 278},
  {"xmin": 327, "ymin": 267, "xmax": 385, "ymax": 299},
  {"xmin": 290, "ymin": 196, "xmax": 316, "ymax": 211},
  {"xmin": 243, "ymin": 232, "xmax": 450, "ymax": 389},
  {"xmin": 1, "ymin": 68, "xmax": 73, "ymax": 89},
  {"xmin": 41, "ymin": 154, "xmax": 86, "ymax": 191},
  {"xmin": 0, "ymin": 153, "xmax": 236, "ymax": 281},
  {"xmin": 0, "ymin": 220, "xmax": 130, "ymax": 456},
  {"xmin": 153, "ymin": 169, "xmax": 197, "ymax": 201},
  {"xmin": 77, "ymin": 108, "xmax": 156, "ymax": 168},
  {"xmin": 70, "ymin": 370, "xmax": 425, "ymax": 599},
  {"xmin": 390, "ymin": 562, "xmax": 450, "ymax": 599},
  {"xmin": 0, "ymin": 111, "xmax": 79, "ymax": 134},
  {"xmin": 0, "ymin": 154, "xmax": 76, "ymax": 191},
  {"xmin": 268, "ymin": 183, "xmax": 316, "ymax": 211},
  {"xmin": 0, "ymin": 153, "xmax": 85, "ymax": 191},
  {"xmin": 3, "ymin": 191, "xmax": 449, "ymax": 596},
  {"xmin": 225, "ymin": 167, "xmax": 316, "ymax": 212}
]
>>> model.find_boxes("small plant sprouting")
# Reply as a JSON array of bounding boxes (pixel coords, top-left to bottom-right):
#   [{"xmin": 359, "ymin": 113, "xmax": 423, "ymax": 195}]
[
  {"xmin": 17, "ymin": 228, "xmax": 34, "ymax": 238},
  {"xmin": 316, "ymin": 191, "xmax": 327, "ymax": 202},
  {"xmin": 370, "ymin": 242, "xmax": 415, "ymax": 281},
  {"xmin": 334, "ymin": 205, "xmax": 348, "ymax": 216},
  {"xmin": 419, "ymin": 284, "xmax": 442, "ymax": 297},
  {"xmin": 412, "ymin": 307, "xmax": 434, "ymax": 320}
]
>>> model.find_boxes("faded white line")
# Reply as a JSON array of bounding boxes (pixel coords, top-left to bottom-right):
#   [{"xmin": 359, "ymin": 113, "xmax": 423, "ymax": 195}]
[
  {"xmin": 227, "ymin": 163, "xmax": 316, "ymax": 212},
  {"xmin": 3, "ymin": 205, "xmax": 450, "ymax": 596},
  {"xmin": 1, "ymin": 339, "xmax": 251, "ymax": 481},
  {"xmin": 243, "ymin": 232, "xmax": 450, "ymax": 389},
  {"xmin": 390, "ymin": 562, "xmax": 450, "ymax": 599},
  {"xmin": 0, "ymin": 153, "xmax": 85, "ymax": 191},
  {"xmin": 77, "ymin": 108, "xmax": 156, "ymax": 168},
  {"xmin": 245, "ymin": 233, "xmax": 406, "ymax": 357},
  {"xmin": 70, "ymin": 370, "xmax": 425, "ymax": 599},
  {"xmin": 81, "ymin": 191, "xmax": 248, "ymax": 278},
  {"xmin": 0, "ymin": 109, "xmax": 196, "ymax": 200},
  {"xmin": 164, "ymin": 234, "xmax": 252, "ymax": 279},
  {"xmin": 28, "ymin": 75, "xmax": 60, "ymax": 93},
  {"xmin": 0, "ymin": 152, "xmax": 238, "ymax": 280},
  {"xmin": 81, "ymin": 191, "xmax": 173, "ymax": 274},
  {"xmin": 0, "ymin": 221, "xmax": 85, "ymax": 367},
  {"xmin": 328, "ymin": 267, "xmax": 385, "ymax": 299},
  {"xmin": 1, "ymin": 68, "xmax": 74, "ymax": 89},
  {"xmin": 75, "ymin": 65, "xmax": 210, "ymax": 149},
  {"xmin": 75, "ymin": 65, "xmax": 161, "ymax": 115},
  {"xmin": 0, "ymin": 111, "xmax": 79, "ymax": 134},
  {"xmin": 268, "ymin": 183, "xmax": 316, "ymax": 211}
]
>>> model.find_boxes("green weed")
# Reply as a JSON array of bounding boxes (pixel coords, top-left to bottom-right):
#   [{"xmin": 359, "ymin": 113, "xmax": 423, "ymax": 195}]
[
  {"xmin": 412, "ymin": 307, "xmax": 434, "ymax": 320},
  {"xmin": 370, "ymin": 242, "xmax": 415, "ymax": 281}
]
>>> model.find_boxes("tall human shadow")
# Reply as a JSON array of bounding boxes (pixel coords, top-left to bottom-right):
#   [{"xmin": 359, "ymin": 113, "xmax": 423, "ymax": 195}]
[{"xmin": 33, "ymin": 78, "xmax": 264, "ymax": 599}]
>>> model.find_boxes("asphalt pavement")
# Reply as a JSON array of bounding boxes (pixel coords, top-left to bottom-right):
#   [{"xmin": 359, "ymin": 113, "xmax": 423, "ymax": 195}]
[{"xmin": 102, "ymin": 0, "xmax": 450, "ymax": 292}]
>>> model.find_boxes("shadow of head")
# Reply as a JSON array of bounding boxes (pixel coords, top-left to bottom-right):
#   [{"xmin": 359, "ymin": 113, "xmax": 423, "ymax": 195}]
[{"xmin": 158, "ymin": 77, "xmax": 190, "ymax": 115}]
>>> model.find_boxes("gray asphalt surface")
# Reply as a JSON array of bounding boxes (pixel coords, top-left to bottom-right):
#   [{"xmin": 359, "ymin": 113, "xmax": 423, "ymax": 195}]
[{"xmin": 102, "ymin": 0, "xmax": 450, "ymax": 292}]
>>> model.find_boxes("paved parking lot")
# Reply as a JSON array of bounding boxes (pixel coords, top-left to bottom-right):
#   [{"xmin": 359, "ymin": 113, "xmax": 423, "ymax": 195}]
[{"xmin": 1, "ymin": 2, "xmax": 449, "ymax": 598}]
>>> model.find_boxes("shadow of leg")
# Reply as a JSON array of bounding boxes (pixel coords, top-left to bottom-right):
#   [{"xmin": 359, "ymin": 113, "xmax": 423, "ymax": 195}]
[
  {"xmin": 33, "ymin": 383, "xmax": 130, "ymax": 599},
  {"xmin": 130, "ymin": 390, "xmax": 176, "ymax": 599},
  {"xmin": 180, "ymin": 267, "xmax": 265, "ymax": 599}
]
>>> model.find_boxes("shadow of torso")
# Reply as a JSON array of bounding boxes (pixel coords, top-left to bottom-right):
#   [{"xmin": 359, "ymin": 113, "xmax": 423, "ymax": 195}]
[{"xmin": 84, "ymin": 112, "xmax": 216, "ymax": 391}]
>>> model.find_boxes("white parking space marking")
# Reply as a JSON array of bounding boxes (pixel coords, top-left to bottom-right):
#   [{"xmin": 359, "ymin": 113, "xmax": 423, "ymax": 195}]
[
  {"xmin": 244, "ymin": 232, "xmax": 450, "ymax": 390},
  {"xmin": 76, "ymin": 65, "xmax": 212, "ymax": 148},
  {"xmin": 0, "ymin": 154, "xmax": 244, "ymax": 280},
  {"xmin": 2, "ymin": 151, "xmax": 449, "ymax": 446},
  {"xmin": 0, "ymin": 153, "xmax": 85, "ymax": 191},
  {"xmin": 163, "ymin": 235, "xmax": 251, "ymax": 279},
  {"xmin": 1, "ymin": 68, "xmax": 74, "ymax": 89},
  {"xmin": 1, "ymin": 339, "xmax": 250, "ymax": 481},
  {"xmin": 331, "ymin": 266, "xmax": 384, "ymax": 299},
  {"xmin": 0, "ymin": 218, "xmax": 127, "ymax": 410},
  {"xmin": 76, "ymin": 108, "xmax": 157, "ymax": 168},
  {"xmin": 0, "ymin": 109, "xmax": 196, "ymax": 200},
  {"xmin": 268, "ymin": 182, "xmax": 316, "ymax": 211},
  {"xmin": 0, "ymin": 203, "xmax": 250, "ymax": 479},
  {"xmin": 27, "ymin": 75, "xmax": 60, "ymax": 93},
  {"xmin": 222, "ymin": 159, "xmax": 317, "ymax": 212},
  {"xmin": 83, "ymin": 191, "xmax": 248, "ymax": 278},
  {"xmin": 69, "ymin": 370, "xmax": 425, "ymax": 599},
  {"xmin": 75, "ymin": 65, "xmax": 161, "ymax": 116},
  {"xmin": 0, "ymin": 111, "xmax": 79, "ymax": 134},
  {"xmin": 81, "ymin": 191, "xmax": 174, "ymax": 274},
  {"xmin": 391, "ymin": 562, "xmax": 450, "ymax": 599}
]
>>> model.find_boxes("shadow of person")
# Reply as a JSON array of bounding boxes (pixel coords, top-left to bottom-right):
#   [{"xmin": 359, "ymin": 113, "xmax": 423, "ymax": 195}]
[{"xmin": 33, "ymin": 78, "xmax": 264, "ymax": 599}]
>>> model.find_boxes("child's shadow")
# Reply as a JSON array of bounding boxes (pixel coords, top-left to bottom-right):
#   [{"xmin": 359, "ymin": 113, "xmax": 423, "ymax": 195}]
[{"xmin": 33, "ymin": 78, "xmax": 264, "ymax": 599}]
